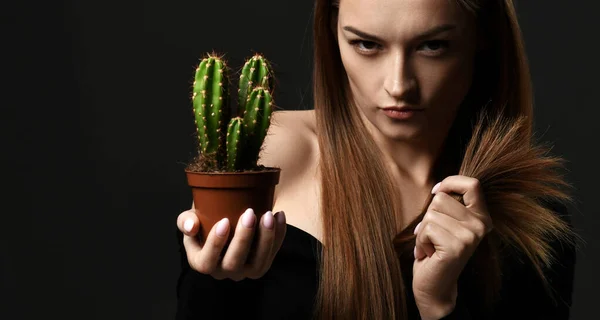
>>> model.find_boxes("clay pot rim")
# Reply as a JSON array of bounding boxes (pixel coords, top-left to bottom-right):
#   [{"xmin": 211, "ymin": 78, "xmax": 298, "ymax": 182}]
[{"xmin": 185, "ymin": 166, "xmax": 281, "ymax": 176}]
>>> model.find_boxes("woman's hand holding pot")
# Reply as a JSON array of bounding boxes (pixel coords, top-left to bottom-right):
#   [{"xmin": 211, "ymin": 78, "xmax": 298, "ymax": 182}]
[{"xmin": 177, "ymin": 208, "xmax": 287, "ymax": 281}]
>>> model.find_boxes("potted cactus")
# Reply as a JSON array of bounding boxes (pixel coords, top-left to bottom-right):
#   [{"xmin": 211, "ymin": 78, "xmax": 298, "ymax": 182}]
[{"xmin": 185, "ymin": 52, "xmax": 281, "ymax": 243}]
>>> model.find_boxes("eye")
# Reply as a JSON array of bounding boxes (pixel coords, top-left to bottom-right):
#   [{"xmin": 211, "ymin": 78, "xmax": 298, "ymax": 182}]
[
  {"xmin": 348, "ymin": 40, "xmax": 380, "ymax": 54},
  {"xmin": 418, "ymin": 40, "xmax": 449, "ymax": 55}
]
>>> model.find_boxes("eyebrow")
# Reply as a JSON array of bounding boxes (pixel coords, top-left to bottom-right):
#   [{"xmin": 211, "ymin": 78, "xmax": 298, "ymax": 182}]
[{"xmin": 342, "ymin": 24, "xmax": 457, "ymax": 42}]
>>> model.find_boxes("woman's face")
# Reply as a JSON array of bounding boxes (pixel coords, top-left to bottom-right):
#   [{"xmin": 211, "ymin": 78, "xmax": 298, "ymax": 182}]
[{"xmin": 337, "ymin": 0, "xmax": 478, "ymax": 142}]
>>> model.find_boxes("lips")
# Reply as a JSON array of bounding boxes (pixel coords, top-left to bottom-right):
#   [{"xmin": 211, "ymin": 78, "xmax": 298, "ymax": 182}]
[
  {"xmin": 381, "ymin": 106, "xmax": 424, "ymax": 111},
  {"xmin": 380, "ymin": 107, "xmax": 424, "ymax": 120}
]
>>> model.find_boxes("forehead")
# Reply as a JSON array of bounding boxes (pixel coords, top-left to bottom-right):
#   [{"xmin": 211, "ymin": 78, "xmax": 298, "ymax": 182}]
[{"xmin": 338, "ymin": 0, "xmax": 471, "ymax": 38}]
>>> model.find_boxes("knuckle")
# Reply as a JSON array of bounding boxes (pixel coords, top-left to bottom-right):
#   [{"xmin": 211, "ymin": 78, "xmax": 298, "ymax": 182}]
[
  {"xmin": 472, "ymin": 221, "xmax": 486, "ymax": 239},
  {"xmin": 220, "ymin": 260, "xmax": 241, "ymax": 274},
  {"xmin": 423, "ymin": 210, "xmax": 437, "ymax": 223},
  {"xmin": 437, "ymin": 191, "xmax": 451, "ymax": 200},
  {"xmin": 431, "ymin": 194, "xmax": 444, "ymax": 207},
  {"xmin": 465, "ymin": 231, "xmax": 478, "ymax": 246},
  {"xmin": 423, "ymin": 222, "xmax": 435, "ymax": 234},
  {"xmin": 470, "ymin": 178, "xmax": 482, "ymax": 191},
  {"xmin": 194, "ymin": 259, "xmax": 216, "ymax": 275}
]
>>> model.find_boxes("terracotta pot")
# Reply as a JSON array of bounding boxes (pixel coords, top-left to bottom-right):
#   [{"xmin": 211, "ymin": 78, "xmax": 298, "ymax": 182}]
[{"xmin": 185, "ymin": 167, "xmax": 281, "ymax": 243}]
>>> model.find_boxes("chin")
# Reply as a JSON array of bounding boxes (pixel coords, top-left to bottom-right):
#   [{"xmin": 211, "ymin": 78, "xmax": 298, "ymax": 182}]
[
  {"xmin": 374, "ymin": 114, "xmax": 423, "ymax": 140},
  {"xmin": 388, "ymin": 130, "xmax": 423, "ymax": 142},
  {"xmin": 378, "ymin": 123, "xmax": 424, "ymax": 142}
]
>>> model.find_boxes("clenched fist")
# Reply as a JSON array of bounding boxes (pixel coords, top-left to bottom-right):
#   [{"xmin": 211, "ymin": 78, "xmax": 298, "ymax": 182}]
[{"xmin": 412, "ymin": 175, "xmax": 493, "ymax": 319}]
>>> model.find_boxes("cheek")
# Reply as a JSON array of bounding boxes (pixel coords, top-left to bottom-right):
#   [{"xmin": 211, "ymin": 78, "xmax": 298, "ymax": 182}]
[
  {"xmin": 420, "ymin": 58, "xmax": 474, "ymax": 112},
  {"xmin": 339, "ymin": 49, "xmax": 377, "ymax": 106}
]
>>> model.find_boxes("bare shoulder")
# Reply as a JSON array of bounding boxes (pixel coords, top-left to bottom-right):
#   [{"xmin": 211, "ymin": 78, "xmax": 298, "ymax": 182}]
[{"xmin": 258, "ymin": 109, "xmax": 317, "ymax": 200}]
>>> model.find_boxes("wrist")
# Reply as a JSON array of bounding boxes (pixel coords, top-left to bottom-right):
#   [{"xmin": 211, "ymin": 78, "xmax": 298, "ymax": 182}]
[
  {"xmin": 417, "ymin": 300, "xmax": 455, "ymax": 320},
  {"xmin": 414, "ymin": 281, "xmax": 458, "ymax": 319},
  {"xmin": 415, "ymin": 288, "xmax": 457, "ymax": 320}
]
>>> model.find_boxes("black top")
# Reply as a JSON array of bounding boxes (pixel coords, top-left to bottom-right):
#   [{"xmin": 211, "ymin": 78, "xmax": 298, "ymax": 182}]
[{"xmin": 175, "ymin": 202, "xmax": 576, "ymax": 319}]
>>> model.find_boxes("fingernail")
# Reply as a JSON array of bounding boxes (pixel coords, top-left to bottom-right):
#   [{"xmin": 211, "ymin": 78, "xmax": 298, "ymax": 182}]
[
  {"xmin": 414, "ymin": 246, "xmax": 417, "ymax": 259},
  {"xmin": 263, "ymin": 211, "xmax": 274, "ymax": 229},
  {"xmin": 241, "ymin": 208, "xmax": 255, "ymax": 229},
  {"xmin": 431, "ymin": 182, "xmax": 441, "ymax": 194},
  {"xmin": 275, "ymin": 211, "xmax": 286, "ymax": 225},
  {"xmin": 216, "ymin": 218, "xmax": 229, "ymax": 237},
  {"xmin": 414, "ymin": 222, "xmax": 422, "ymax": 234},
  {"xmin": 183, "ymin": 219, "xmax": 194, "ymax": 232}
]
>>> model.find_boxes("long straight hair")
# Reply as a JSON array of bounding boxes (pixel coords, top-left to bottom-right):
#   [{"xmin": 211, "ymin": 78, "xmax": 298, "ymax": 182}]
[{"xmin": 312, "ymin": 0, "xmax": 578, "ymax": 318}]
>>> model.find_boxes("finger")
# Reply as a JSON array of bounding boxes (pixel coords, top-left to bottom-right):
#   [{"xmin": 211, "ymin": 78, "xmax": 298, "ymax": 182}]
[
  {"xmin": 415, "ymin": 220, "xmax": 462, "ymax": 261},
  {"xmin": 419, "ymin": 209, "xmax": 483, "ymax": 254},
  {"xmin": 413, "ymin": 220, "xmax": 434, "ymax": 260},
  {"xmin": 428, "ymin": 192, "xmax": 473, "ymax": 222},
  {"xmin": 179, "ymin": 209, "xmax": 203, "ymax": 269},
  {"xmin": 190, "ymin": 218, "xmax": 230, "ymax": 275},
  {"xmin": 432, "ymin": 176, "xmax": 487, "ymax": 213},
  {"xmin": 177, "ymin": 209, "xmax": 200, "ymax": 236},
  {"xmin": 246, "ymin": 211, "xmax": 277, "ymax": 279},
  {"xmin": 182, "ymin": 232, "xmax": 203, "ymax": 268},
  {"xmin": 220, "ymin": 208, "xmax": 257, "ymax": 275},
  {"xmin": 421, "ymin": 208, "xmax": 464, "ymax": 235},
  {"xmin": 430, "ymin": 189, "xmax": 493, "ymax": 236},
  {"xmin": 268, "ymin": 211, "xmax": 287, "ymax": 262}
]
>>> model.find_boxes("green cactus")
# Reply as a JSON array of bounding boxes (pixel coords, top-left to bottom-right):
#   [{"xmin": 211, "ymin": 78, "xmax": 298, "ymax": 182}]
[
  {"xmin": 191, "ymin": 53, "xmax": 274, "ymax": 172},
  {"xmin": 238, "ymin": 55, "xmax": 273, "ymax": 112},
  {"xmin": 226, "ymin": 117, "xmax": 244, "ymax": 171},
  {"xmin": 192, "ymin": 56, "xmax": 230, "ymax": 169},
  {"xmin": 241, "ymin": 86, "xmax": 273, "ymax": 168}
]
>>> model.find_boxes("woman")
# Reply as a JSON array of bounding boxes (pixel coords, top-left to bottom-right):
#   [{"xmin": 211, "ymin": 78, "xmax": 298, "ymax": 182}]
[{"xmin": 175, "ymin": 0, "xmax": 578, "ymax": 319}]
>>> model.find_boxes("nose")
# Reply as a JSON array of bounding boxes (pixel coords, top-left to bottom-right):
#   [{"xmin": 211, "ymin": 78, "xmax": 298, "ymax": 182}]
[{"xmin": 384, "ymin": 52, "xmax": 417, "ymax": 102}]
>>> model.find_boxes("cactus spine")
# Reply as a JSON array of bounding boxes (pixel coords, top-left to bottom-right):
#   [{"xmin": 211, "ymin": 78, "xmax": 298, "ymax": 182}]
[{"xmin": 192, "ymin": 53, "xmax": 274, "ymax": 171}]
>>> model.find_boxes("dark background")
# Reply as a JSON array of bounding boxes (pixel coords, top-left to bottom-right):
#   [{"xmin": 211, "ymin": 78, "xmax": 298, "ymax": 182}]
[{"xmin": 3, "ymin": 1, "xmax": 598, "ymax": 319}]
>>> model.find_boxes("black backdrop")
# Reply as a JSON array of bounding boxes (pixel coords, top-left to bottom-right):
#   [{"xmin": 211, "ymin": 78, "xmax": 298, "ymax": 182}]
[{"xmin": 4, "ymin": 1, "xmax": 599, "ymax": 319}]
